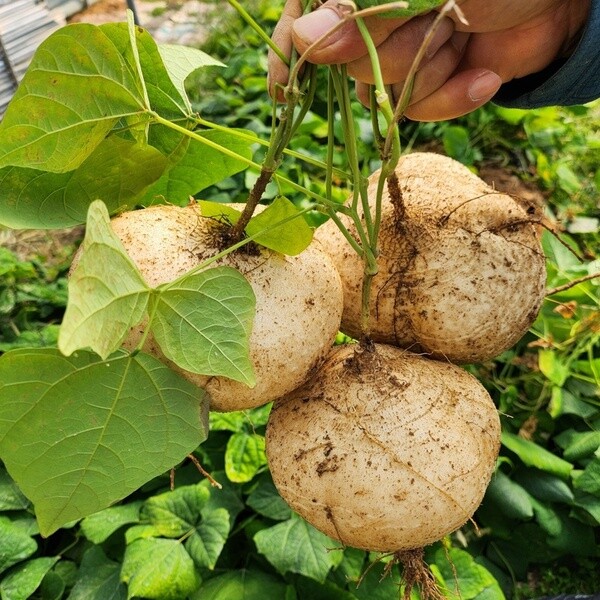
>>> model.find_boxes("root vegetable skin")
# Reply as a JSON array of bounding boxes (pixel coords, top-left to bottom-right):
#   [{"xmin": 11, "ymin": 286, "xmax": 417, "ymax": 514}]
[
  {"xmin": 315, "ymin": 152, "xmax": 547, "ymax": 363},
  {"xmin": 266, "ymin": 343, "xmax": 501, "ymax": 552},
  {"xmin": 108, "ymin": 204, "xmax": 343, "ymax": 412}
]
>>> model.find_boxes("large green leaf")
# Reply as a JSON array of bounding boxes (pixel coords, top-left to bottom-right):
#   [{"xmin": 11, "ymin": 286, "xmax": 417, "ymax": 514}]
[
  {"xmin": 121, "ymin": 538, "xmax": 201, "ymax": 600},
  {"xmin": 0, "ymin": 137, "xmax": 168, "ymax": 229},
  {"xmin": 0, "ymin": 24, "xmax": 148, "ymax": 172},
  {"xmin": 0, "ymin": 517, "xmax": 37, "ymax": 576},
  {"xmin": 253, "ymin": 513, "xmax": 343, "ymax": 583},
  {"xmin": 0, "ymin": 349, "xmax": 208, "ymax": 536},
  {"xmin": 142, "ymin": 130, "xmax": 255, "ymax": 206},
  {"xmin": 355, "ymin": 0, "xmax": 446, "ymax": 17},
  {"xmin": 68, "ymin": 547, "xmax": 127, "ymax": 600},
  {"xmin": 0, "ymin": 557, "xmax": 59, "ymax": 600},
  {"xmin": 501, "ymin": 432, "xmax": 573, "ymax": 479},
  {"xmin": 151, "ymin": 266, "xmax": 256, "ymax": 386},
  {"xmin": 58, "ymin": 200, "xmax": 150, "ymax": 359}
]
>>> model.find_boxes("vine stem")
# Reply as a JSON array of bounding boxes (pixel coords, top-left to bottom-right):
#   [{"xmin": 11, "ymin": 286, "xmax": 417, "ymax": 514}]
[
  {"xmin": 546, "ymin": 272, "xmax": 600, "ymax": 296},
  {"xmin": 384, "ymin": 0, "xmax": 464, "ymax": 156}
]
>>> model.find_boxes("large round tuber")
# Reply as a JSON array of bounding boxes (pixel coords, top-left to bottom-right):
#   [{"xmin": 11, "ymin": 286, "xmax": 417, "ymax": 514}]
[
  {"xmin": 266, "ymin": 343, "xmax": 501, "ymax": 552},
  {"xmin": 107, "ymin": 203, "xmax": 343, "ymax": 412},
  {"xmin": 315, "ymin": 152, "xmax": 547, "ymax": 363}
]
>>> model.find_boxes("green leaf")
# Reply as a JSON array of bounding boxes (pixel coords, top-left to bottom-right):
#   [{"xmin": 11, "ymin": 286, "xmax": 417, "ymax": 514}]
[
  {"xmin": 0, "ymin": 557, "xmax": 59, "ymax": 600},
  {"xmin": 539, "ymin": 349, "xmax": 570, "ymax": 386},
  {"xmin": 514, "ymin": 469, "xmax": 575, "ymax": 504},
  {"xmin": 140, "ymin": 483, "xmax": 231, "ymax": 569},
  {"xmin": 246, "ymin": 196, "xmax": 313, "ymax": 255},
  {"xmin": 573, "ymin": 458, "xmax": 600, "ymax": 495},
  {"xmin": 142, "ymin": 130, "xmax": 255, "ymax": 205},
  {"xmin": 561, "ymin": 431, "xmax": 600, "ymax": 462},
  {"xmin": 246, "ymin": 473, "xmax": 292, "ymax": 521},
  {"xmin": 442, "ymin": 125, "xmax": 471, "ymax": 163},
  {"xmin": 141, "ymin": 484, "xmax": 211, "ymax": 538},
  {"xmin": 157, "ymin": 44, "xmax": 224, "ymax": 114},
  {"xmin": 484, "ymin": 471, "xmax": 534, "ymax": 520},
  {"xmin": 351, "ymin": 560, "xmax": 401, "ymax": 600},
  {"xmin": 190, "ymin": 570, "xmax": 288, "ymax": 600},
  {"xmin": 0, "ymin": 137, "xmax": 168, "ymax": 230},
  {"xmin": 0, "ymin": 349, "xmax": 208, "ymax": 536},
  {"xmin": 121, "ymin": 538, "xmax": 200, "ymax": 600},
  {"xmin": 151, "ymin": 266, "xmax": 256, "ymax": 385},
  {"xmin": 198, "ymin": 472, "xmax": 245, "ymax": 527},
  {"xmin": 253, "ymin": 513, "xmax": 343, "ymax": 583},
  {"xmin": 58, "ymin": 200, "xmax": 150, "ymax": 359},
  {"xmin": 0, "ymin": 469, "xmax": 30, "ymax": 511},
  {"xmin": 294, "ymin": 576, "xmax": 358, "ymax": 600},
  {"xmin": 432, "ymin": 547, "xmax": 505, "ymax": 600},
  {"xmin": 0, "ymin": 24, "xmax": 147, "ymax": 172},
  {"xmin": 185, "ymin": 508, "xmax": 231, "ymax": 569},
  {"xmin": 129, "ymin": 28, "xmax": 190, "ymax": 118},
  {"xmin": 68, "ymin": 547, "xmax": 126, "ymax": 600},
  {"xmin": 225, "ymin": 432, "xmax": 267, "ymax": 483},
  {"xmin": 355, "ymin": 0, "xmax": 446, "ymax": 17},
  {"xmin": 198, "ymin": 200, "xmax": 242, "ymax": 224},
  {"xmin": 501, "ymin": 432, "xmax": 573, "ymax": 479},
  {"xmin": 80, "ymin": 501, "xmax": 143, "ymax": 544},
  {"xmin": 0, "ymin": 517, "xmax": 37, "ymax": 576}
]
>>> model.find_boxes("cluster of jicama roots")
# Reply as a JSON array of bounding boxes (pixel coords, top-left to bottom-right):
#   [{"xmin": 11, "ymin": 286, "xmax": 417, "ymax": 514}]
[{"xmin": 107, "ymin": 152, "xmax": 546, "ymax": 591}]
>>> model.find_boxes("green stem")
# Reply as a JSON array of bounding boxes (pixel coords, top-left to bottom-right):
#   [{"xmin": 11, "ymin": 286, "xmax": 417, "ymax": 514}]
[
  {"xmin": 225, "ymin": 0, "xmax": 289, "ymax": 66},
  {"xmin": 193, "ymin": 115, "xmax": 350, "ymax": 181},
  {"xmin": 151, "ymin": 112, "xmax": 337, "ymax": 209}
]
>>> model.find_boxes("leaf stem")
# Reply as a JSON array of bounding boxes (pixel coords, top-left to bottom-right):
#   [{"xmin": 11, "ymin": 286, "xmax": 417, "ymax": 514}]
[{"xmin": 225, "ymin": 0, "xmax": 289, "ymax": 66}]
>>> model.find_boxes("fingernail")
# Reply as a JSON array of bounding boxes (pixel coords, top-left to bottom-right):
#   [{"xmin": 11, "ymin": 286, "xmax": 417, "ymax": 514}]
[
  {"xmin": 468, "ymin": 72, "xmax": 502, "ymax": 102},
  {"xmin": 293, "ymin": 8, "xmax": 343, "ymax": 46}
]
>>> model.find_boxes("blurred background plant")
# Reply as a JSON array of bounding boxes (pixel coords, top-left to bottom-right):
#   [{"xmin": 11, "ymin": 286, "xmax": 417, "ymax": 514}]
[{"xmin": 0, "ymin": 0, "xmax": 598, "ymax": 598}]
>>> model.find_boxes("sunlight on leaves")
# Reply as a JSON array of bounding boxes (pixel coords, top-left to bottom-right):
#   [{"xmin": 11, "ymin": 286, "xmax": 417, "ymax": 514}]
[
  {"xmin": 121, "ymin": 538, "xmax": 200, "ymax": 600},
  {"xmin": 58, "ymin": 200, "xmax": 150, "ymax": 359},
  {"xmin": 0, "ymin": 24, "xmax": 148, "ymax": 172}
]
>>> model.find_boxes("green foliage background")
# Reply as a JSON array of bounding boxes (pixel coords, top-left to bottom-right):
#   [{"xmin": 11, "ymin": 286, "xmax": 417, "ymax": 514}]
[{"xmin": 0, "ymin": 0, "xmax": 599, "ymax": 598}]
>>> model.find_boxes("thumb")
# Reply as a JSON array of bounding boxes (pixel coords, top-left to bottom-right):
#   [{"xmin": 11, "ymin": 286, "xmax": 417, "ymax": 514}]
[{"xmin": 292, "ymin": 0, "xmax": 407, "ymax": 64}]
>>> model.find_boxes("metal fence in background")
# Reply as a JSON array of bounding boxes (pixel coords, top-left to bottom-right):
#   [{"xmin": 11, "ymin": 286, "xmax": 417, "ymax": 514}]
[{"xmin": 0, "ymin": 0, "xmax": 100, "ymax": 118}]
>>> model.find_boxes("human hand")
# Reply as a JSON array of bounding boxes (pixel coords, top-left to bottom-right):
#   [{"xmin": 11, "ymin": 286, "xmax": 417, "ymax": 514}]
[{"xmin": 268, "ymin": 0, "xmax": 591, "ymax": 121}]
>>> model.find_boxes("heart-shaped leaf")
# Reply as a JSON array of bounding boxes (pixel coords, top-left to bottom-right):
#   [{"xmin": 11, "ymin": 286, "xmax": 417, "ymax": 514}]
[
  {"xmin": 0, "ymin": 349, "xmax": 208, "ymax": 536},
  {"xmin": 58, "ymin": 200, "xmax": 150, "ymax": 359},
  {"xmin": 151, "ymin": 266, "xmax": 256, "ymax": 386}
]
